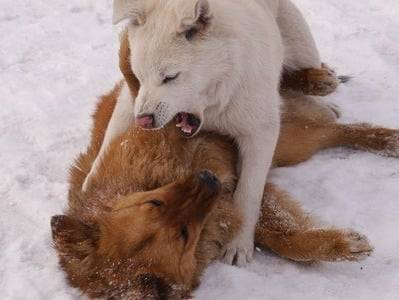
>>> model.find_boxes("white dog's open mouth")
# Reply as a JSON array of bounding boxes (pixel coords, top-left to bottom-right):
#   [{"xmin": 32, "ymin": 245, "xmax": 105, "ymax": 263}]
[{"xmin": 175, "ymin": 113, "xmax": 202, "ymax": 138}]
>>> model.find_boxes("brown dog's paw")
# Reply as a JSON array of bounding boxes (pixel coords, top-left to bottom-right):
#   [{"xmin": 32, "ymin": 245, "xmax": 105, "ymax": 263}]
[
  {"xmin": 354, "ymin": 127, "xmax": 399, "ymax": 158},
  {"xmin": 281, "ymin": 64, "xmax": 341, "ymax": 96},
  {"xmin": 337, "ymin": 230, "xmax": 374, "ymax": 262},
  {"xmin": 301, "ymin": 64, "xmax": 340, "ymax": 96},
  {"xmin": 325, "ymin": 102, "xmax": 341, "ymax": 118},
  {"xmin": 382, "ymin": 132, "xmax": 399, "ymax": 157}
]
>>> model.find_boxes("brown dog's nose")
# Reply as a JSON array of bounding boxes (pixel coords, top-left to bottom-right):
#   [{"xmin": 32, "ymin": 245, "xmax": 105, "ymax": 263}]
[
  {"xmin": 136, "ymin": 114, "xmax": 154, "ymax": 129},
  {"xmin": 198, "ymin": 170, "xmax": 220, "ymax": 192}
]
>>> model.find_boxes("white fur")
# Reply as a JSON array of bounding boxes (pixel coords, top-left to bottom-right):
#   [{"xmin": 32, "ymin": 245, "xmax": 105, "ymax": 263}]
[
  {"xmin": 276, "ymin": 0, "xmax": 321, "ymax": 69},
  {"xmin": 82, "ymin": 83, "xmax": 134, "ymax": 192},
  {"xmin": 85, "ymin": 0, "xmax": 322, "ymax": 266},
  {"xmin": 113, "ymin": 0, "xmax": 138, "ymax": 24}
]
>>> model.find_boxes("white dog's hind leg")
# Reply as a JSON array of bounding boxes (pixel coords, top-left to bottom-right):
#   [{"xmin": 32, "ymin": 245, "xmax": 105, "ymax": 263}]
[
  {"xmin": 277, "ymin": 0, "xmax": 321, "ymax": 70},
  {"xmin": 82, "ymin": 83, "xmax": 134, "ymax": 192},
  {"xmin": 223, "ymin": 124, "xmax": 280, "ymax": 266}
]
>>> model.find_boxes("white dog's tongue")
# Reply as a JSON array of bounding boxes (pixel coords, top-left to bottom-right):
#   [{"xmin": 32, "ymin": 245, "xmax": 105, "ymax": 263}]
[{"xmin": 176, "ymin": 113, "xmax": 194, "ymax": 134}]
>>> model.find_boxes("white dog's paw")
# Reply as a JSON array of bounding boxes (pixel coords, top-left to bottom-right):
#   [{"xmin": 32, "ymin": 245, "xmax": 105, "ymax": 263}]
[
  {"xmin": 341, "ymin": 230, "xmax": 373, "ymax": 262},
  {"xmin": 222, "ymin": 234, "xmax": 254, "ymax": 267}
]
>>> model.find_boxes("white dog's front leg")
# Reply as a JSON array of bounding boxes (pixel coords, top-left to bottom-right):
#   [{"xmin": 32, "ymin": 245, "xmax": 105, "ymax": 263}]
[
  {"xmin": 223, "ymin": 127, "xmax": 279, "ymax": 266},
  {"xmin": 82, "ymin": 83, "xmax": 134, "ymax": 192}
]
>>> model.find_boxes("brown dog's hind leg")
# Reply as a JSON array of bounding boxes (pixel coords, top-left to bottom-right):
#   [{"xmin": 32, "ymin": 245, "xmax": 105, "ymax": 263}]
[
  {"xmin": 281, "ymin": 64, "xmax": 340, "ymax": 97},
  {"xmin": 255, "ymin": 184, "xmax": 373, "ymax": 262},
  {"xmin": 332, "ymin": 123, "xmax": 399, "ymax": 157},
  {"xmin": 275, "ymin": 122, "xmax": 399, "ymax": 167}
]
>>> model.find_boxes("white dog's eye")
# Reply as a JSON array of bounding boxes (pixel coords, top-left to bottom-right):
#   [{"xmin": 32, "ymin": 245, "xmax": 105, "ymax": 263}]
[
  {"xmin": 163, "ymin": 73, "xmax": 180, "ymax": 84},
  {"xmin": 185, "ymin": 28, "xmax": 199, "ymax": 41}
]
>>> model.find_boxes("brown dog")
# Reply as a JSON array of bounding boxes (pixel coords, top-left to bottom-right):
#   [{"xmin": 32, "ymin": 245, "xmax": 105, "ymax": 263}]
[{"xmin": 51, "ymin": 33, "xmax": 399, "ymax": 299}]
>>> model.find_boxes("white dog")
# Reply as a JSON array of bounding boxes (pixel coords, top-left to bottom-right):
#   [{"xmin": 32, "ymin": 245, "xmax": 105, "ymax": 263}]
[{"xmin": 83, "ymin": 0, "xmax": 323, "ymax": 266}]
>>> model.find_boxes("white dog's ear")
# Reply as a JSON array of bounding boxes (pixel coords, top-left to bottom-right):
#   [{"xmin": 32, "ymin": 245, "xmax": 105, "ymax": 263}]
[
  {"xmin": 113, "ymin": 0, "xmax": 145, "ymax": 25},
  {"xmin": 180, "ymin": 0, "xmax": 212, "ymax": 40}
]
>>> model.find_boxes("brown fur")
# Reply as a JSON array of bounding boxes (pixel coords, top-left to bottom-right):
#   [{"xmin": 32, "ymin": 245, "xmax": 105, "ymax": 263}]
[
  {"xmin": 51, "ymin": 31, "xmax": 399, "ymax": 299},
  {"xmin": 275, "ymin": 93, "xmax": 399, "ymax": 166},
  {"xmin": 54, "ymin": 114, "xmax": 242, "ymax": 298},
  {"xmin": 280, "ymin": 63, "xmax": 340, "ymax": 96},
  {"xmin": 119, "ymin": 29, "xmax": 140, "ymax": 98}
]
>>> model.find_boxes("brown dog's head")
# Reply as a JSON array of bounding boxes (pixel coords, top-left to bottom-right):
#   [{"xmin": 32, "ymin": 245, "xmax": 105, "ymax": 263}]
[{"xmin": 51, "ymin": 170, "xmax": 220, "ymax": 299}]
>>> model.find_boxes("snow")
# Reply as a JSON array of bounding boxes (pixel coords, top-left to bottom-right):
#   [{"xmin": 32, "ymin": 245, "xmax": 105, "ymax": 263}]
[{"xmin": 1, "ymin": 0, "xmax": 398, "ymax": 299}]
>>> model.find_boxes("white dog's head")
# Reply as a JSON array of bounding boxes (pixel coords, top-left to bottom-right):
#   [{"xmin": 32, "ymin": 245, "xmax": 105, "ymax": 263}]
[{"xmin": 113, "ymin": 0, "xmax": 230, "ymax": 137}]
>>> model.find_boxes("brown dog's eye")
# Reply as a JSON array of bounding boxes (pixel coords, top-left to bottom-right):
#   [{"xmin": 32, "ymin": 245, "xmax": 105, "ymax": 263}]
[
  {"xmin": 147, "ymin": 200, "xmax": 164, "ymax": 207},
  {"xmin": 180, "ymin": 226, "xmax": 189, "ymax": 243}
]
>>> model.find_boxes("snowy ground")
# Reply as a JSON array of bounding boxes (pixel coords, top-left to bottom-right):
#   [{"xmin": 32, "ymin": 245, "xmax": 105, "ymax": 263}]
[{"xmin": 1, "ymin": 0, "xmax": 398, "ymax": 299}]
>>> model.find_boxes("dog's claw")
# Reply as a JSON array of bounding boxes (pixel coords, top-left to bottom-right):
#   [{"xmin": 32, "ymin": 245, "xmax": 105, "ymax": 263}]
[
  {"xmin": 338, "ymin": 75, "xmax": 352, "ymax": 84},
  {"xmin": 222, "ymin": 234, "xmax": 254, "ymax": 267}
]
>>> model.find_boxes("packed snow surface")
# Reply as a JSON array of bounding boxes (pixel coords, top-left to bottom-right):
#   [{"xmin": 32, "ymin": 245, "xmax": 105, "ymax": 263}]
[{"xmin": 1, "ymin": 0, "xmax": 398, "ymax": 299}]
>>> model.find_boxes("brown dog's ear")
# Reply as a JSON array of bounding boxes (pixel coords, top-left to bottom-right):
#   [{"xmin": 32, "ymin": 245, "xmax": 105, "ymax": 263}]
[
  {"xmin": 180, "ymin": 0, "xmax": 212, "ymax": 41},
  {"xmin": 119, "ymin": 29, "xmax": 140, "ymax": 97},
  {"xmin": 51, "ymin": 215, "xmax": 99, "ymax": 260}
]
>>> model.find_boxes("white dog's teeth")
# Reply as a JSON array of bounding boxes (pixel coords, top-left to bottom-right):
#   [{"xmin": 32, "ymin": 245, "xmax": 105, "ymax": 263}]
[{"xmin": 176, "ymin": 123, "xmax": 183, "ymax": 128}]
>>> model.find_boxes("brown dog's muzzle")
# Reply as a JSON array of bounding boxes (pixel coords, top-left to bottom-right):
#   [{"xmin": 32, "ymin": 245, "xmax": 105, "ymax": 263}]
[
  {"xmin": 197, "ymin": 170, "xmax": 221, "ymax": 193},
  {"xmin": 169, "ymin": 170, "xmax": 221, "ymax": 222}
]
